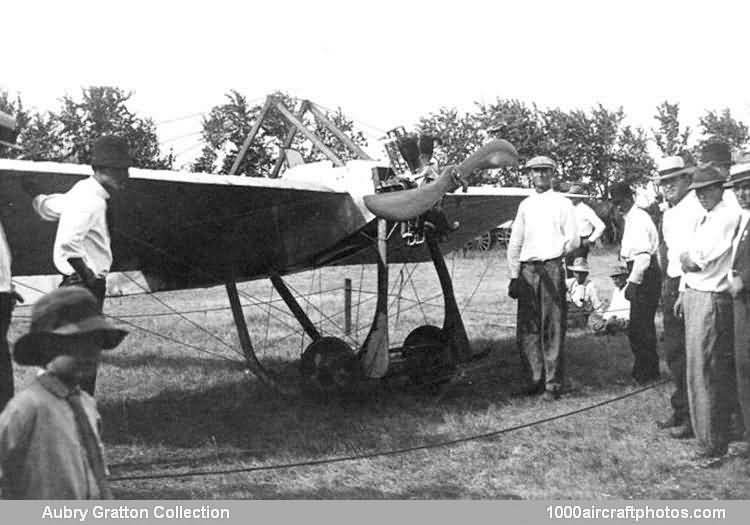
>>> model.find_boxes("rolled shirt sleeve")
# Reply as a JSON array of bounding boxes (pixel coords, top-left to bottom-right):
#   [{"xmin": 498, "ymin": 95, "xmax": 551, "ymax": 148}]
[
  {"xmin": 585, "ymin": 205, "xmax": 606, "ymax": 243},
  {"xmin": 32, "ymin": 194, "xmax": 67, "ymax": 222}
]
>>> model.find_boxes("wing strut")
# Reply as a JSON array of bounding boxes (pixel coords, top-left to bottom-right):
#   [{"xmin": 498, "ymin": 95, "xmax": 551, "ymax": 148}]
[
  {"xmin": 269, "ymin": 271, "xmax": 322, "ymax": 341},
  {"xmin": 358, "ymin": 218, "xmax": 390, "ymax": 378},
  {"xmin": 225, "ymin": 279, "xmax": 297, "ymax": 396}
]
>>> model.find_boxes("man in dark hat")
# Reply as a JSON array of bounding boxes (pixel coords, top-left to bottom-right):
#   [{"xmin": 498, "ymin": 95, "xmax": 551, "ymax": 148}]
[
  {"xmin": 727, "ymin": 158, "xmax": 750, "ymax": 454},
  {"xmin": 610, "ymin": 181, "xmax": 661, "ymax": 384},
  {"xmin": 674, "ymin": 164, "xmax": 741, "ymax": 458},
  {"xmin": 30, "ymin": 135, "xmax": 131, "ymax": 395},
  {"xmin": 0, "ymin": 287, "xmax": 127, "ymax": 499},
  {"xmin": 653, "ymin": 156, "xmax": 700, "ymax": 437},
  {"xmin": 507, "ymin": 155, "xmax": 578, "ymax": 400}
]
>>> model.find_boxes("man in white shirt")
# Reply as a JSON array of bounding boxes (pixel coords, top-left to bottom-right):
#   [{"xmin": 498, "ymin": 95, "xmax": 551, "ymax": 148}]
[
  {"xmin": 726, "ymin": 160, "xmax": 750, "ymax": 453},
  {"xmin": 29, "ymin": 135, "xmax": 131, "ymax": 395},
  {"xmin": 610, "ymin": 181, "xmax": 661, "ymax": 385},
  {"xmin": 565, "ymin": 184, "xmax": 606, "ymax": 266},
  {"xmin": 507, "ymin": 156, "xmax": 578, "ymax": 400},
  {"xmin": 0, "ymin": 218, "xmax": 23, "ymax": 412},
  {"xmin": 654, "ymin": 155, "xmax": 700, "ymax": 437},
  {"xmin": 675, "ymin": 164, "xmax": 740, "ymax": 458},
  {"xmin": 591, "ymin": 265, "xmax": 631, "ymax": 334}
]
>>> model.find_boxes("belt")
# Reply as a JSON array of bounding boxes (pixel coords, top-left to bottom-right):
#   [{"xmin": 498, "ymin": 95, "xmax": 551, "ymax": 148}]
[{"xmin": 521, "ymin": 256, "xmax": 562, "ymax": 265}]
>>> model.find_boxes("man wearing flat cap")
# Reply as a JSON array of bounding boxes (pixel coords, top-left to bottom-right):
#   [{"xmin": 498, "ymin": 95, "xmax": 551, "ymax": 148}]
[
  {"xmin": 674, "ymin": 164, "xmax": 741, "ymax": 458},
  {"xmin": 507, "ymin": 155, "xmax": 578, "ymax": 401},
  {"xmin": 654, "ymin": 155, "xmax": 701, "ymax": 437},
  {"xmin": 610, "ymin": 181, "xmax": 661, "ymax": 385},
  {"xmin": 30, "ymin": 135, "xmax": 131, "ymax": 396},
  {"xmin": 726, "ymin": 158, "xmax": 750, "ymax": 453}
]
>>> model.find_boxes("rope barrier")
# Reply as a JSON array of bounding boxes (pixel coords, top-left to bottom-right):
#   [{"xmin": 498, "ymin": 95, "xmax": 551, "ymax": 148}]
[{"xmin": 109, "ymin": 380, "xmax": 668, "ymax": 482}]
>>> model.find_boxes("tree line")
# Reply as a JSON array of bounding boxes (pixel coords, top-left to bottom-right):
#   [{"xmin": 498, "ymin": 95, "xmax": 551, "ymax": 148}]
[{"xmin": 1, "ymin": 87, "xmax": 748, "ymax": 197}]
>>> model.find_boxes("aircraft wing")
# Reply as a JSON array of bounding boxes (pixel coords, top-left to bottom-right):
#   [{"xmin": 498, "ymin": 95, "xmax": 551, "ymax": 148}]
[{"xmin": 1, "ymin": 159, "xmax": 530, "ymax": 292}]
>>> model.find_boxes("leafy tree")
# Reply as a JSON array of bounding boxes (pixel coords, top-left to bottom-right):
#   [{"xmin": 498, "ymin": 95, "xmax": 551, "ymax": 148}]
[
  {"xmin": 697, "ymin": 108, "xmax": 749, "ymax": 151},
  {"xmin": 55, "ymin": 87, "xmax": 174, "ymax": 169},
  {"xmin": 652, "ymin": 101, "xmax": 691, "ymax": 157}
]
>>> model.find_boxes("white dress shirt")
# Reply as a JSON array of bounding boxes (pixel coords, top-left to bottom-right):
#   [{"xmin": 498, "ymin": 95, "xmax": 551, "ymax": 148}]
[
  {"xmin": 0, "ymin": 220, "xmax": 11, "ymax": 293},
  {"xmin": 681, "ymin": 199, "xmax": 740, "ymax": 293},
  {"xmin": 507, "ymin": 189, "xmax": 578, "ymax": 278},
  {"xmin": 620, "ymin": 205, "xmax": 659, "ymax": 284},
  {"xmin": 32, "ymin": 177, "xmax": 112, "ymax": 277},
  {"xmin": 731, "ymin": 209, "xmax": 750, "ymax": 264},
  {"xmin": 662, "ymin": 191, "xmax": 703, "ymax": 279},
  {"xmin": 574, "ymin": 202, "xmax": 606, "ymax": 242}
]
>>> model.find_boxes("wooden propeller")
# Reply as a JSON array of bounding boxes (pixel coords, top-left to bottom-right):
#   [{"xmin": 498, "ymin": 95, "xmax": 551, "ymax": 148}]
[{"xmin": 363, "ymin": 139, "xmax": 518, "ymax": 221}]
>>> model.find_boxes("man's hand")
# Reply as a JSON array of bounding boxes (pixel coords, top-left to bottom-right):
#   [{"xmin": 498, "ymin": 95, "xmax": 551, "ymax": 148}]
[
  {"xmin": 508, "ymin": 278, "xmax": 520, "ymax": 299},
  {"xmin": 68, "ymin": 257, "xmax": 98, "ymax": 289},
  {"xmin": 10, "ymin": 287, "xmax": 24, "ymax": 309},
  {"xmin": 580, "ymin": 237, "xmax": 590, "ymax": 248},
  {"xmin": 623, "ymin": 281, "xmax": 638, "ymax": 302},
  {"xmin": 673, "ymin": 292, "xmax": 684, "ymax": 318},
  {"xmin": 728, "ymin": 274, "xmax": 744, "ymax": 298},
  {"xmin": 679, "ymin": 251, "xmax": 699, "ymax": 273}
]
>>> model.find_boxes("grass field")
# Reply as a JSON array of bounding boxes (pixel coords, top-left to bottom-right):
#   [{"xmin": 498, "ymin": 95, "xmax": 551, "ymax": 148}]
[{"xmin": 8, "ymin": 246, "xmax": 750, "ymax": 499}]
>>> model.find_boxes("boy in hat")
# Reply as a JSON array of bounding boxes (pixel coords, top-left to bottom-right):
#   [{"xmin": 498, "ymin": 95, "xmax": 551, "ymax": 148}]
[
  {"xmin": 654, "ymin": 155, "xmax": 700, "ymax": 437},
  {"xmin": 674, "ymin": 164, "xmax": 741, "ymax": 457},
  {"xmin": 29, "ymin": 135, "xmax": 131, "ymax": 395},
  {"xmin": 0, "ymin": 287, "xmax": 127, "ymax": 498},
  {"xmin": 591, "ymin": 265, "xmax": 631, "ymax": 335},
  {"xmin": 507, "ymin": 155, "xmax": 578, "ymax": 400},
  {"xmin": 727, "ymin": 158, "xmax": 750, "ymax": 452},
  {"xmin": 565, "ymin": 257, "xmax": 602, "ymax": 330},
  {"xmin": 565, "ymin": 185, "xmax": 606, "ymax": 266},
  {"xmin": 610, "ymin": 181, "xmax": 661, "ymax": 384}
]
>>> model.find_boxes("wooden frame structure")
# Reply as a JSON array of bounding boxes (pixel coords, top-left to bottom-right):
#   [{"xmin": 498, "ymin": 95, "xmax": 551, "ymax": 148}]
[{"xmin": 228, "ymin": 95, "xmax": 372, "ymax": 177}]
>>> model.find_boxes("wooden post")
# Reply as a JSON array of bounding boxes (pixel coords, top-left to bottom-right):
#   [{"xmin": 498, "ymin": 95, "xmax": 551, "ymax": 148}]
[
  {"xmin": 344, "ymin": 278, "xmax": 352, "ymax": 336},
  {"xmin": 274, "ymin": 100, "xmax": 344, "ymax": 166},
  {"xmin": 269, "ymin": 100, "xmax": 310, "ymax": 178},
  {"xmin": 309, "ymin": 103, "xmax": 372, "ymax": 160},
  {"xmin": 229, "ymin": 95, "xmax": 274, "ymax": 175}
]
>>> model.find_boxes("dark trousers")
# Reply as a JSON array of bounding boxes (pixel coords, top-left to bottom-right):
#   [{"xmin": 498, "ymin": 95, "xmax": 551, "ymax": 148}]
[
  {"xmin": 735, "ymin": 293, "xmax": 750, "ymax": 444},
  {"xmin": 0, "ymin": 293, "xmax": 13, "ymax": 412},
  {"xmin": 662, "ymin": 276, "xmax": 689, "ymax": 423},
  {"xmin": 685, "ymin": 289, "xmax": 735, "ymax": 455},
  {"xmin": 627, "ymin": 257, "xmax": 661, "ymax": 383},
  {"xmin": 565, "ymin": 236, "xmax": 591, "ymax": 267},
  {"xmin": 60, "ymin": 274, "xmax": 106, "ymax": 395},
  {"xmin": 517, "ymin": 258, "xmax": 566, "ymax": 394}
]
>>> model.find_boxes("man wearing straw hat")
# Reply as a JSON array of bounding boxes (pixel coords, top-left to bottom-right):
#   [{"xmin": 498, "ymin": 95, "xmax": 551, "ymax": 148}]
[
  {"xmin": 653, "ymin": 155, "xmax": 700, "ymax": 438},
  {"xmin": 29, "ymin": 135, "xmax": 131, "ymax": 396},
  {"xmin": 565, "ymin": 184, "xmax": 606, "ymax": 266},
  {"xmin": 674, "ymin": 164, "xmax": 740, "ymax": 458},
  {"xmin": 0, "ymin": 287, "xmax": 127, "ymax": 498},
  {"xmin": 507, "ymin": 155, "xmax": 578, "ymax": 401},
  {"xmin": 610, "ymin": 181, "xmax": 661, "ymax": 385},
  {"xmin": 726, "ymin": 157, "xmax": 750, "ymax": 453},
  {"xmin": 565, "ymin": 256, "xmax": 602, "ymax": 330}
]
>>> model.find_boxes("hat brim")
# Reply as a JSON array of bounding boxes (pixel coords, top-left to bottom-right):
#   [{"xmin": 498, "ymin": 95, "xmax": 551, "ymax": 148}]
[
  {"xmin": 565, "ymin": 193, "xmax": 589, "ymax": 199},
  {"xmin": 652, "ymin": 166, "xmax": 694, "ymax": 183},
  {"xmin": 568, "ymin": 265, "xmax": 590, "ymax": 272},
  {"xmin": 725, "ymin": 172, "xmax": 750, "ymax": 188},
  {"xmin": 14, "ymin": 316, "xmax": 127, "ymax": 367},
  {"xmin": 688, "ymin": 179, "xmax": 725, "ymax": 191}
]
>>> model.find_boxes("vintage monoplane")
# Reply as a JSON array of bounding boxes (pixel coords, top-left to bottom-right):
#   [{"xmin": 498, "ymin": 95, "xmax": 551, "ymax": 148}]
[{"xmin": 0, "ymin": 97, "xmax": 531, "ymax": 395}]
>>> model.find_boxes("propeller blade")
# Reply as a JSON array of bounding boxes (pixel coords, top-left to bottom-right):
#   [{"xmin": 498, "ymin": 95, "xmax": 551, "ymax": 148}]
[{"xmin": 363, "ymin": 139, "xmax": 518, "ymax": 221}]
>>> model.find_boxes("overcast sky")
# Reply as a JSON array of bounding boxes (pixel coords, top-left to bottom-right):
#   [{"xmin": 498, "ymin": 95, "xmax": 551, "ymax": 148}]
[{"xmin": 4, "ymin": 0, "xmax": 750, "ymax": 166}]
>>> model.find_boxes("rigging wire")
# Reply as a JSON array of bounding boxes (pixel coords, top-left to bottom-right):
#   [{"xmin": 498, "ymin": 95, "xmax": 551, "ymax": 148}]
[{"xmin": 109, "ymin": 380, "xmax": 667, "ymax": 482}]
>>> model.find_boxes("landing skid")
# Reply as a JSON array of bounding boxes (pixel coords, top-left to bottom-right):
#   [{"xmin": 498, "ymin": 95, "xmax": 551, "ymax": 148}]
[{"xmin": 225, "ymin": 215, "xmax": 477, "ymax": 395}]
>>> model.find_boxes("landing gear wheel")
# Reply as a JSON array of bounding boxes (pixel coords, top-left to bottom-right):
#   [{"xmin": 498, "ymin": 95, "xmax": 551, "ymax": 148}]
[
  {"xmin": 402, "ymin": 325, "xmax": 457, "ymax": 387},
  {"xmin": 300, "ymin": 337, "xmax": 360, "ymax": 392}
]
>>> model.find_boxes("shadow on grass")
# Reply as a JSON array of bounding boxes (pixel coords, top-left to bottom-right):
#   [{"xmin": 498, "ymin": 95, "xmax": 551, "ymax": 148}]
[{"xmin": 100, "ymin": 330, "xmax": 635, "ymax": 457}]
